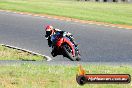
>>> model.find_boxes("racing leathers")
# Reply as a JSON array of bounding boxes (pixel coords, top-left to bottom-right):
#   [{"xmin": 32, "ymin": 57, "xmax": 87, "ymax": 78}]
[{"xmin": 45, "ymin": 29, "xmax": 77, "ymax": 48}]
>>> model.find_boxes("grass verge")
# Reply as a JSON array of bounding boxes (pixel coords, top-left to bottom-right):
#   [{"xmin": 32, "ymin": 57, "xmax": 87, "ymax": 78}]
[
  {"xmin": 0, "ymin": 0, "xmax": 132, "ymax": 25},
  {"xmin": 0, "ymin": 64, "xmax": 132, "ymax": 88},
  {"xmin": 0, "ymin": 44, "xmax": 132, "ymax": 87},
  {"xmin": 0, "ymin": 45, "xmax": 44, "ymax": 60}
]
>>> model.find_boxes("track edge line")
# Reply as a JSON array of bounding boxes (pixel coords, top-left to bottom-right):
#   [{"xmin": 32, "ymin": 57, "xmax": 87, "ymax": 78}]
[{"xmin": 0, "ymin": 44, "xmax": 52, "ymax": 61}]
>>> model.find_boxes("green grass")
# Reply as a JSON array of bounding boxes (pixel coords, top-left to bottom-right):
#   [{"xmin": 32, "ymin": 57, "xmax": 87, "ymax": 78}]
[
  {"xmin": 0, "ymin": 42, "xmax": 132, "ymax": 88},
  {"xmin": 0, "ymin": 64, "xmax": 132, "ymax": 88},
  {"xmin": 0, "ymin": 0, "xmax": 132, "ymax": 25},
  {"xmin": 0, "ymin": 45, "xmax": 44, "ymax": 60}
]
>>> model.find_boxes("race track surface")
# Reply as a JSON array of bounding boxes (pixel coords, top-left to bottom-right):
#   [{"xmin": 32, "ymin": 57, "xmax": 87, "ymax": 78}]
[{"xmin": 0, "ymin": 11, "xmax": 132, "ymax": 63}]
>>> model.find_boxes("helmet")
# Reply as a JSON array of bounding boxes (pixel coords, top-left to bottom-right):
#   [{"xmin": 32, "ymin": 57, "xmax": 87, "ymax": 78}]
[
  {"xmin": 45, "ymin": 25, "xmax": 53, "ymax": 31},
  {"xmin": 45, "ymin": 25, "xmax": 53, "ymax": 36}
]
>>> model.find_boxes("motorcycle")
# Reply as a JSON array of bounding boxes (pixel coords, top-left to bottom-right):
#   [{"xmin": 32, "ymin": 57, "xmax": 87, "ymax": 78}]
[{"xmin": 50, "ymin": 32, "xmax": 81, "ymax": 61}]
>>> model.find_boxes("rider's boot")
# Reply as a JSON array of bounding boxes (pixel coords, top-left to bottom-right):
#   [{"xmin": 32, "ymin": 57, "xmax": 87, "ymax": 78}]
[{"xmin": 51, "ymin": 47, "xmax": 57, "ymax": 57}]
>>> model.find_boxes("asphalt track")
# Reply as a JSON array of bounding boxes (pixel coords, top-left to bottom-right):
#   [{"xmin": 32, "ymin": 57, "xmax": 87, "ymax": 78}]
[{"xmin": 0, "ymin": 11, "xmax": 132, "ymax": 64}]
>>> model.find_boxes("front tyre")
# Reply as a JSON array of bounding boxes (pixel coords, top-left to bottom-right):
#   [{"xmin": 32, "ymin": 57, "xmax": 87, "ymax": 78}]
[
  {"xmin": 62, "ymin": 44, "xmax": 76, "ymax": 61},
  {"xmin": 76, "ymin": 55, "xmax": 81, "ymax": 61}
]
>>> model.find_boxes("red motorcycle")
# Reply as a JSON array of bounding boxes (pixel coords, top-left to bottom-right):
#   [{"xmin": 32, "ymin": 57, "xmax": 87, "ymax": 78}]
[{"xmin": 50, "ymin": 32, "xmax": 81, "ymax": 61}]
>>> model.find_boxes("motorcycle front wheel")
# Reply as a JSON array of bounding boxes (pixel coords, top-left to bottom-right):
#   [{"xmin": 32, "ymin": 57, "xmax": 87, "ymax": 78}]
[{"xmin": 62, "ymin": 44, "xmax": 78, "ymax": 61}]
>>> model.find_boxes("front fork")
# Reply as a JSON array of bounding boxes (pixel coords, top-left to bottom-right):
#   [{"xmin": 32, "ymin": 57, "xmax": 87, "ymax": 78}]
[{"xmin": 74, "ymin": 46, "xmax": 81, "ymax": 56}]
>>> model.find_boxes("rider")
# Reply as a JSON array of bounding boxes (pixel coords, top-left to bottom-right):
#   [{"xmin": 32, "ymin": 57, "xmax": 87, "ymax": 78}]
[{"xmin": 45, "ymin": 25, "xmax": 78, "ymax": 48}]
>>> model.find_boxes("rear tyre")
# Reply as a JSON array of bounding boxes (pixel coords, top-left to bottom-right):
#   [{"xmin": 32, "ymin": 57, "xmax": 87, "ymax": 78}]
[{"xmin": 51, "ymin": 51, "xmax": 57, "ymax": 57}]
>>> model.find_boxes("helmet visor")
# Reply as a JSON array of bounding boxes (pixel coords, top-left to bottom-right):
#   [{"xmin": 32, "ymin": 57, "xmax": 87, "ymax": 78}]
[{"xmin": 46, "ymin": 31, "xmax": 52, "ymax": 36}]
